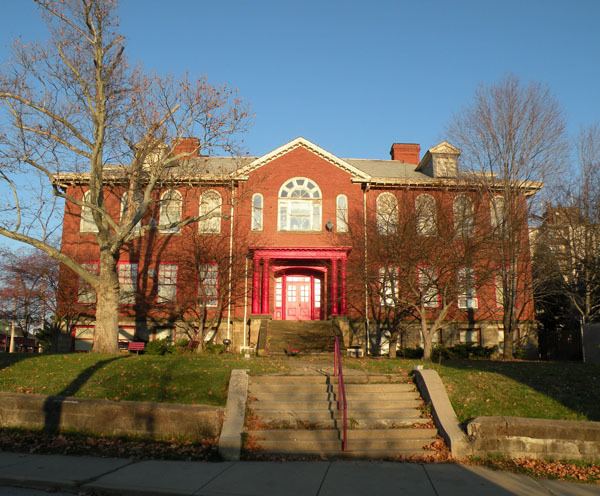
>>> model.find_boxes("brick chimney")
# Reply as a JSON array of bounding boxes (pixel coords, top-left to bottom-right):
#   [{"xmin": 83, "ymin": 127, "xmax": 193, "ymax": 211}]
[
  {"xmin": 173, "ymin": 137, "xmax": 200, "ymax": 157},
  {"xmin": 390, "ymin": 143, "xmax": 420, "ymax": 164}
]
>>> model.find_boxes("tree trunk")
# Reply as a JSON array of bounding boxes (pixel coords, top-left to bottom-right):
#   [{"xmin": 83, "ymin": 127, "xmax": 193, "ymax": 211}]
[
  {"xmin": 388, "ymin": 332, "xmax": 398, "ymax": 358},
  {"xmin": 93, "ymin": 251, "xmax": 120, "ymax": 353},
  {"xmin": 502, "ymin": 312, "xmax": 514, "ymax": 360},
  {"xmin": 422, "ymin": 331, "xmax": 433, "ymax": 361}
]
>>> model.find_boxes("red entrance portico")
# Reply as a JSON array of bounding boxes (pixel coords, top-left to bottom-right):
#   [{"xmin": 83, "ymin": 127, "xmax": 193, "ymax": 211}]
[{"xmin": 251, "ymin": 247, "xmax": 350, "ymax": 320}]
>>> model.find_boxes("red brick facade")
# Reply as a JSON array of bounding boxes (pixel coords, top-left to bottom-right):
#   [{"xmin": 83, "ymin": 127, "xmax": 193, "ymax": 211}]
[{"xmin": 58, "ymin": 138, "xmax": 536, "ymax": 352}]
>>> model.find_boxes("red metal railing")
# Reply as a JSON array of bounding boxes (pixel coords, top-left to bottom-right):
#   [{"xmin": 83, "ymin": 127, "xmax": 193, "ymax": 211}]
[{"xmin": 333, "ymin": 335, "xmax": 348, "ymax": 451}]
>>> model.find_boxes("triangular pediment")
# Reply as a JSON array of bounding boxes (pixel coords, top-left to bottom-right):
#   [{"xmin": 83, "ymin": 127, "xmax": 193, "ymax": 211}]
[
  {"xmin": 428, "ymin": 141, "xmax": 461, "ymax": 155},
  {"xmin": 234, "ymin": 137, "xmax": 371, "ymax": 180}
]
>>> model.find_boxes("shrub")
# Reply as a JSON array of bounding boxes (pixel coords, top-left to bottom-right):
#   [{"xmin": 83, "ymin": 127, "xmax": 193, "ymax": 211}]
[
  {"xmin": 144, "ymin": 339, "xmax": 173, "ymax": 355},
  {"xmin": 204, "ymin": 342, "xmax": 226, "ymax": 354},
  {"xmin": 431, "ymin": 344, "xmax": 496, "ymax": 361},
  {"xmin": 398, "ymin": 347, "xmax": 424, "ymax": 359}
]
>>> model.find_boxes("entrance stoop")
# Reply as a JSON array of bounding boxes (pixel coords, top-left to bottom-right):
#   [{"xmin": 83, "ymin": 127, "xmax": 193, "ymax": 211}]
[{"xmin": 244, "ymin": 372, "xmax": 444, "ymax": 459}]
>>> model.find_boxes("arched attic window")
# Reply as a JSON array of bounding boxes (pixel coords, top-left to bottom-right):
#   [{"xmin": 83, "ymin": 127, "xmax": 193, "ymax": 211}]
[
  {"xmin": 159, "ymin": 189, "xmax": 182, "ymax": 233},
  {"xmin": 199, "ymin": 190, "xmax": 222, "ymax": 234},
  {"xmin": 278, "ymin": 178, "xmax": 322, "ymax": 231},
  {"xmin": 453, "ymin": 195, "xmax": 474, "ymax": 237},
  {"xmin": 80, "ymin": 191, "xmax": 98, "ymax": 233},
  {"xmin": 415, "ymin": 194, "xmax": 437, "ymax": 236},
  {"xmin": 376, "ymin": 192, "xmax": 398, "ymax": 234}
]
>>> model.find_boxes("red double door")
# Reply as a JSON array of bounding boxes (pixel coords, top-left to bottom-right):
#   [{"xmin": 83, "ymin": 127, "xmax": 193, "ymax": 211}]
[{"xmin": 275, "ymin": 275, "xmax": 322, "ymax": 320}]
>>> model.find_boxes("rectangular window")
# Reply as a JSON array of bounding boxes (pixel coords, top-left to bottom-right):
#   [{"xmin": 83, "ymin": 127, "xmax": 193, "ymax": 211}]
[
  {"xmin": 495, "ymin": 275, "xmax": 504, "ymax": 308},
  {"xmin": 379, "ymin": 267, "xmax": 397, "ymax": 306},
  {"xmin": 77, "ymin": 263, "xmax": 98, "ymax": 303},
  {"xmin": 418, "ymin": 267, "xmax": 439, "ymax": 308},
  {"xmin": 458, "ymin": 267, "xmax": 478, "ymax": 309},
  {"xmin": 157, "ymin": 264, "xmax": 178, "ymax": 302},
  {"xmin": 118, "ymin": 263, "xmax": 138, "ymax": 304},
  {"xmin": 199, "ymin": 264, "xmax": 218, "ymax": 307},
  {"xmin": 460, "ymin": 329, "xmax": 480, "ymax": 344}
]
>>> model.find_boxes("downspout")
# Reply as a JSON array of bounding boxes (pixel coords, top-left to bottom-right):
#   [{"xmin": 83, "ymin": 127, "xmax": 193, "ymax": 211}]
[
  {"xmin": 226, "ymin": 180, "xmax": 235, "ymax": 341},
  {"xmin": 363, "ymin": 184, "xmax": 370, "ymax": 355},
  {"xmin": 243, "ymin": 256, "xmax": 249, "ymax": 350}
]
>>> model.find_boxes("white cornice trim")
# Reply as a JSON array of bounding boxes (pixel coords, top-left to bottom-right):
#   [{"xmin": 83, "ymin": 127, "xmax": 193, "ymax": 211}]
[{"xmin": 233, "ymin": 137, "xmax": 371, "ymax": 180}]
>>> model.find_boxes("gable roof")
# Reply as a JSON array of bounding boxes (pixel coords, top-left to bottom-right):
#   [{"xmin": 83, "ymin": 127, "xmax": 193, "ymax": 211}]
[{"xmin": 234, "ymin": 137, "xmax": 371, "ymax": 180}]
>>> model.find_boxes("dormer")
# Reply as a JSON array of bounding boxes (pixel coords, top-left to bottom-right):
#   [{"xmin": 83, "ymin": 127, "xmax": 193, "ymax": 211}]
[{"xmin": 416, "ymin": 141, "xmax": 461, "ymax": 178}]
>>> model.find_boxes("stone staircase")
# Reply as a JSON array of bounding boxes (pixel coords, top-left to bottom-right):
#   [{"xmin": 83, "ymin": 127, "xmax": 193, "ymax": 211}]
[
  {"xmin": 245, "ymin": 373, "xmax": 440, "ymax": 459},
  {"xmin": 262, "ymin": 320, "xmax": 342, "ymax": 355}
]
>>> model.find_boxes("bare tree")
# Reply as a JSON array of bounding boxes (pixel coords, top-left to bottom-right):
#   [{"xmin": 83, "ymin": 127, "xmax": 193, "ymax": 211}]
[
  {"xmin": 448, "ymin": 75, "xmax": 567, "ymax": 359},
  {"xmin": 0, "ymin": 0, "xmax": 250, "ymax": 352},
  {"xmin": 536, "ymin": 124, "xmax": 600, "ymax": 358},
  {"xmin": 358, "ymin": 190, "xmax": 492, "ymax": 360}
]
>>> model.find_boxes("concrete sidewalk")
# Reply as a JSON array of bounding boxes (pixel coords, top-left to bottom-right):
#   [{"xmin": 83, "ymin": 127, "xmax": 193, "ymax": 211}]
[{"xmin": 0, "ymin": 451, "xmax": 598, "ymax": 495}]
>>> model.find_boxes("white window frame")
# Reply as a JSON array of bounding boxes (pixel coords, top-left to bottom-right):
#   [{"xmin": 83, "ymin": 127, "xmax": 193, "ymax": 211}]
[
  {"xmin": 77, "ymin": 263, "xmax": 99, "ymax": 303},
  {"xmin": 490, "ymin": 196, "xmax": 505, "ymax": 230},
  {"xmin": 495, "ymin": 274, "xmax": 504, "ymax": 308},
  {"xmin": 80, "ymin": 191, "xmax": 99, "ymax": 233},
  {"xmin": 199, "ymin": 263, "xmax": 218, "ymax": 307},
  {"xmin": 453, "ymin": 194, "xmax": 474, "ymax": 237},
  {"xmin": 277, "ymin": 177, "xmax": 322, "ymax": 232},
  {"xmin": 251, "ymin": 193, "xmax": 263, "ymax": 231},
  {"xmin": 376, "ymin": 193, "xmax": 398, "ymax": 234},
  {"xmin": 199, "ymin": 190, "xmax": 222, "ymax": 234},
  {"xmin": 120, "ymin": 192, "xmax": 141, "ymax": 234},
  {"xmin": 379, "ymin": 266, "xmax": 398, "ymax": 307},
  {"xmin": 459, "ymin": 329, "xmax": 480, "ymax": 344},
  {"xmin": 159, "ymin": 189, "xmax": 182, "ymax": 233},
  {"xmin": 458, "ymin": 267, "xmax": 478, "ymax": 309},
  {"xmin": 418, "ymin": 266, "xmax": 439, "ymax": 308},
  {"xmin": 157, "ymin": 264, "xmax": 178, "ymax": 302},
  {"xmin": 118, "ymin": 263, "xmax": 138, "ymax": 304},
  {"xmin": 416, "ymin": 194, "xmax": 437, "ymax": 236},
  {"xmin": 336, "ymin": 194, "xmax": 348, "ymax": 232}
]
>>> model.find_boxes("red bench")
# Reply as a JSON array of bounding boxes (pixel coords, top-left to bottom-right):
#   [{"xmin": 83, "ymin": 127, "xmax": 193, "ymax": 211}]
[{"xmin": 128, "ymin": 341, "xmax": 145, "ymax": 354}]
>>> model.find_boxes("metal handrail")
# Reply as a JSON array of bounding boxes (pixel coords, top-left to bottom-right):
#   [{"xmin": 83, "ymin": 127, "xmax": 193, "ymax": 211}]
[{"xmin": 333, "ymin": 335, "xmax": 348, "ymax": 451}]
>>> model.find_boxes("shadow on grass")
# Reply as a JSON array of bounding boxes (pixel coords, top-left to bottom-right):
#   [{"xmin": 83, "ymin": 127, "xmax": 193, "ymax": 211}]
[
  {"xmin": 0, "ymin": 351, "xmax": 43, "ymax": 372},
  {"xmin": 438, "ymin": 359, "xmax": 600, "ymax": 421},
  {"xmin": 43, "ymin": 355, "xmax": 125, "ymax": 435}
]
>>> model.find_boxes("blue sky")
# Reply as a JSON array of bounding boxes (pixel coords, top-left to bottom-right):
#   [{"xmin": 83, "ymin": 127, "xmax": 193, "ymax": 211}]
[{"xmin": 0, "ymin": 0, "xmax": 599, "ymax": 160}]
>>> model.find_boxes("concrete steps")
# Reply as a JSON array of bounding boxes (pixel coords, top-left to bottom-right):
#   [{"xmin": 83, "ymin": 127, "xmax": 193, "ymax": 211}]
[
  {"xmin": 264, "ymin": 321, "xmax": 341, "ymax": 354},
  {"xmin": 245, "ymin": 372, "xmax": 442, "ymax": 459}
]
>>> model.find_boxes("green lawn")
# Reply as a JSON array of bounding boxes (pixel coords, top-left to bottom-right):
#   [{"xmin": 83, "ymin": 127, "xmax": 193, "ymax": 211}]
[
  {"xmin": 345, "ymin": 357, "xmax": 600, "ymax": 422},
  {"xmin": 0, "ymin": 353, "xmax": 289, "ymax": 406}
]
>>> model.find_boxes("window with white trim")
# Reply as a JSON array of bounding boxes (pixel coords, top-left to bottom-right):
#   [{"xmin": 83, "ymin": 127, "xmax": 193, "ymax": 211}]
[
  {"xmin": 416, "ymin": 194, "xmax": 437, "ymax": 236},
  {"xmin": 199, "ymin": 263, "xmax": 218, "ymax": 307},
  {"xmin": 120, "ymin": 192, "xmax": 141, "ymax": 234},
  {"xmin": 199, "ymin": 190, "xmax": 222, "ymax": 233},
  {"xmin": 278, "ymin": 178, "xmax": 322, "ymax": 231},
  {"xmin": 460, "ymin": 329, "xmax": 480, "ymax": 344},
  {"xmin": 495, "ymin": 274, "xmax": 504, "ymax": 308},
  {"xmin": 453, "ymin": 195, "xmax": 474, "ymax": 237},
  {"xmin": 80, "ymin": 191, "xmax": 98, "ymax": 233},
  {"xmin": 159, "ymin": 190, "xmax": 182, "ymax": 233},
  {"xmin": 77, "ymin": 263, "xmax": 98, "ymax": 303},
  {"xmin": 458, "ymin": 267, "xmax": 478, "ymax": 309},
  {"xmin": 418, "ymin": 267, "xmax": 439, "ymax": 308},
  {"xmin": 251, "ymin": 193, "xmax": 263, "ymax": 231},
  {"xmin": 118, "ymin": 263, "xmax": 138, "ymax": 304},
  {"xmin": 336, "ymin": 194, "xmax": 348, "ymax": 232},
  {"xmin": 157, "ymin": 264, "xmax": 178, "ymax": 302},
  {"xmin": 379, "ymin": 266, "xmax": 398, "ymax": 306},
  {"xmin": 376, "ymin": 193, "xmax": 398, "ymax": 234},
  {"xmin": 490, "ymin": 196, "xmax": 505, "ymax": 231}
]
